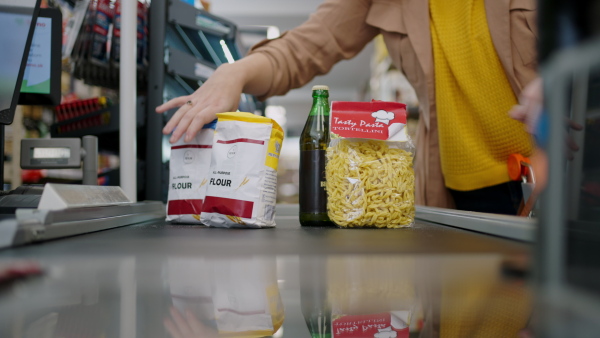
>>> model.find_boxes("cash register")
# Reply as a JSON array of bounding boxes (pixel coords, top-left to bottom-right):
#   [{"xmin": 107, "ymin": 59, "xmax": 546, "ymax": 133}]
[{"xmin": 0, "ymin": 0, "xmax": 164, "ymax": 248}]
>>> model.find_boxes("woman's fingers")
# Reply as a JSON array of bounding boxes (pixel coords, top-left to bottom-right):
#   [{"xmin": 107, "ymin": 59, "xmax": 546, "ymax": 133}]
[
  {"xmin": 568, "ymin": 119, "xmax": 584, "ymax": 131},
  {"xmin": 166, "ymin": 103, "xmax": 216, "ymax": 143},
  {"xmin": 565, "ymin": 118, "xmax": 583, "ymax": 159},
  {"xmin": 567, "ymin": 136, "xmax": 580, "ymax": 152},
  {"xmin": 184, "ymin": 108, "xmax": 213, "ymax": 142},
  {"xmin": 169, "ymin": 107, "xmax": 200, "ymax": 143},
  {"xmin": 510, "ymin": 99, "xmax": 541, "ymax": 132},
  {"xmin": 510, "ymin": 77, "xmax": 543, "ymax": 133},
  {"xmin": 163, "ymin": 100, "xmax": 197, "ymax": 137},
  {"xmin": 169, "ymin": 307, "xmax": 193, "ymax": 337},
  {"xmin": 509, "ymin": 104, "xmax": 527, "ymax": 122},
  {"xmin": 165, "ymin": 94, "xmax": 240, "ymax": 143},
  {"xmin": 157, "ymin": 63, "xmax": 247, "ymax": 143},
  {"xmin": 156, "ymin": 95, "xmax": 191, "ymax": 114}
]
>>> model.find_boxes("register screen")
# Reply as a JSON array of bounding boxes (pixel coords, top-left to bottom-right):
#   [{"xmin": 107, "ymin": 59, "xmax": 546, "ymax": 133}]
[
  {"xmin": 0, "ymin": 10, "xmax": 32, "ymax": 111},
  {"xmin": 32, "ymin": 147, "xmax": 70, "ymax": 159},
  {"xmin": 20, "ymin": 16, "xmax": 51, "ymax": 94}
]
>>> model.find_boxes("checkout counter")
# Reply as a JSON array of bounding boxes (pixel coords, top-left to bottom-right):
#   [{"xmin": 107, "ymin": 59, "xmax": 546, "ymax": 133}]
[{"xmin": 0, "ymin": 204, "xmax": 533, "ymax": 337}]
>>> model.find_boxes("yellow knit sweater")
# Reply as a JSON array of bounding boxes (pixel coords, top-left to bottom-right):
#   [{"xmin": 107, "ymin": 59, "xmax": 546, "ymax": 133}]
[{"xmin": 430, "ymin": 0, "xmax": 533, "ymax": 191}]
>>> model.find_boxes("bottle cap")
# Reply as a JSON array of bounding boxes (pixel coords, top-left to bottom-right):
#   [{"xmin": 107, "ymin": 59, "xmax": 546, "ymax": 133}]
[{"xmin": 312, "ymin": 85, "xmax": 329, "ymax": 91}]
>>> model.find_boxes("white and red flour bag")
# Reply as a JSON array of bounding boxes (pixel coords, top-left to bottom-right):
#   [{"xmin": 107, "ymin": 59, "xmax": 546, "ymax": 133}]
[
  {"xmin": 166, "ymin": 120, "xmax": 216, "ymax": 223},
  {"xmin": 200, "ymin": 112, "xmax": 284, "ymax": 228}
]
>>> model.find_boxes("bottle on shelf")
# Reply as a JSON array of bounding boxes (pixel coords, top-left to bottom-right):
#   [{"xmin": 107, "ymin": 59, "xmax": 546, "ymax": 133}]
[{"xmin": 299, "ymin": 85, "xmax": 335, "ymax": 227}]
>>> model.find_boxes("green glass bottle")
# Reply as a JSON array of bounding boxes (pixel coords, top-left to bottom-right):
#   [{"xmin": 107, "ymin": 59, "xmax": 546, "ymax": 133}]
[{"xmin": 299, "ymin": 85, "xmax": 334, "ymax": 227}]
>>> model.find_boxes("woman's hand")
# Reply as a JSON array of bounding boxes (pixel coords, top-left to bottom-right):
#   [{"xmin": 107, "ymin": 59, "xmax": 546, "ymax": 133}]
[
  {"xmin": 509, "ymin": 77, "xmax": 543, "ymax": 134},
  {"xmin": 155, "ymin": 53, "xmax": 273, "ymax": 144},
  {"xmin": 509, "ymin": 77, "xmax": 583, "ymax": 157},
  {"xmin": 156, "ymin": 63, "xmax": 244, "ymax": 144}
]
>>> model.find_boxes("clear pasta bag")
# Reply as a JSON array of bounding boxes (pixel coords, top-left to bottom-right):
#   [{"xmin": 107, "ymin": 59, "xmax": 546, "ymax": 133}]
[{"xmin": 327, "ymin": 101, "xmax": 415, "ymax": 228}]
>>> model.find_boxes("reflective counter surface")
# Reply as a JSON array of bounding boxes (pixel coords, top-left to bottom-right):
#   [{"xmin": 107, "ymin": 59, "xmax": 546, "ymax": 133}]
[{"xmin": 0, "ymin": 214, "xmax": 531, "ymax": 337}]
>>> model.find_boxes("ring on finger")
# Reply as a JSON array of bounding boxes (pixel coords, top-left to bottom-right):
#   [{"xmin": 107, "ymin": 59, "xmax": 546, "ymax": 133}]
[{"xmin": 186, "ymin": 100, "xmax": 193, "ymax": 106}]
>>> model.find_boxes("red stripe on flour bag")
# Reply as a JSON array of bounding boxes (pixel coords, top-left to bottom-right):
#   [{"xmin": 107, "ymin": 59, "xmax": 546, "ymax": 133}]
[
  {"xmin": 171, "ymin": 145, "xmax": 212, "ymax": 150},
  {"xmin": 167, "ymin": 199, "xmax": 203, "ymax": 215},
  {"xmin": 202, "ymin": 196, "xmax": 254, "ymax": 219},
  {"xmin": 216, "ymin": 138, "xmax": 265, "ymax": 145}
]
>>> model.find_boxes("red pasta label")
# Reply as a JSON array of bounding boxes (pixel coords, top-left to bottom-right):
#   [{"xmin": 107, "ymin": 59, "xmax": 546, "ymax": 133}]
[
  {"xmin": 330, "ymin": 101, "xmax": 407, "ymax": 141},
  {"xmin": 332, "ymin": 312, "xmax": 409, "ymax": 338}
]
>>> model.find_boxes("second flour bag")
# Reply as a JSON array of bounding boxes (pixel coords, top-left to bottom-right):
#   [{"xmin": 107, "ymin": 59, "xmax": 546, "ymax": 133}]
[
  {"xmin": 166, "ymin": 120, "xmax": 216, "ymax": 223},
  {"xmin": 200, "ymin": 112, "xmax": 284, "ymax": 228}
]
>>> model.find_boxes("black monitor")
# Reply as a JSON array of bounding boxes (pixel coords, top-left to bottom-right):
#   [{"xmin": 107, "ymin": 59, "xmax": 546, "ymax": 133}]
[
  {"xmin": 18, "ymin": 8, "xmax": 62, "ymax": 107},
  {"xmin": 0, "ymin": 0, "xmax": 41, "ymax": 125}
]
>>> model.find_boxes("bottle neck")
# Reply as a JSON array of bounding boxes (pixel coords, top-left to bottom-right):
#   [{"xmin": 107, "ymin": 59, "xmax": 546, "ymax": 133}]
[{"xmin": 310, "ymin": 92, "xmax": 329, "ymax": 117}]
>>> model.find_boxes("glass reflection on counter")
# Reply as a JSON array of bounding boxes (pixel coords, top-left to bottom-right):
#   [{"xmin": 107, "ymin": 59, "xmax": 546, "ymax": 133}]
[
  {"xmin": 299, "ymin": 256, "xmax": 416, "ymax": 338},
  {"xmin": 0, "ymin": 254, "xmax": 532, "ymax": 337},
  {"xmin": 165, "ymin": 256, "xmax": 284, "ymax": 337},
  {"xmin": 326, "ymin": 256, "xmax": 415, "ymax": 338},
  {"xmin": 0, "ymin": 258, "xmax": 131, "ymax": 338},
  {"xmin": 300, "ymin": 255, "xmax": 531, "ymax": 338},
  {"xmin": 300, "ymin": 256, "xmax": 331, "ymax": 338}
]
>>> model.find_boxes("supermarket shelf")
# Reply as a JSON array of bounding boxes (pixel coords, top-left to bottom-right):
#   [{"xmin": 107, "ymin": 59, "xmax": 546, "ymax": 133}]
[
  {"xmin": 51, "ymin": 99, "xmax": 145, "ymax": 138},
  {"xmin": 167, "ymin": 0, "xmax": 236, "ymax": 39},
  {"xmin": 146, "ymin": 0, "xmax": 262, "ymax": 202},
  {"xmin": 166, "ymin": 47, "xmax": 215, "ymax": 82}
]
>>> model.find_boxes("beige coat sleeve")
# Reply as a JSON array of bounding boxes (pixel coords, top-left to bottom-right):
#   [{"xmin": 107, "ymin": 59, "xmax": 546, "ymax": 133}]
[{"xmin": 248, "ymin": 0, "xmax": 379, "ymax": 100}]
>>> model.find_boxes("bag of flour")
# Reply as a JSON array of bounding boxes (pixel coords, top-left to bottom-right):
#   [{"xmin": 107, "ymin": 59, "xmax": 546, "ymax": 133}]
[
  {"xmin": 166, "ymin": 120, "xmax": 216, "ymax": 223},
  {"xmin": 200, "ymin": 112, "xmax": 284, "ymax": 228}
]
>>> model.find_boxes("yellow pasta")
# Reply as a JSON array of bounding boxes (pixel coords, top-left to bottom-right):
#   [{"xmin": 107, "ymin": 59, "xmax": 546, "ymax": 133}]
[{"xmin": 326, "ymin": 139, "xmax": 415, "ymax": 228}]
